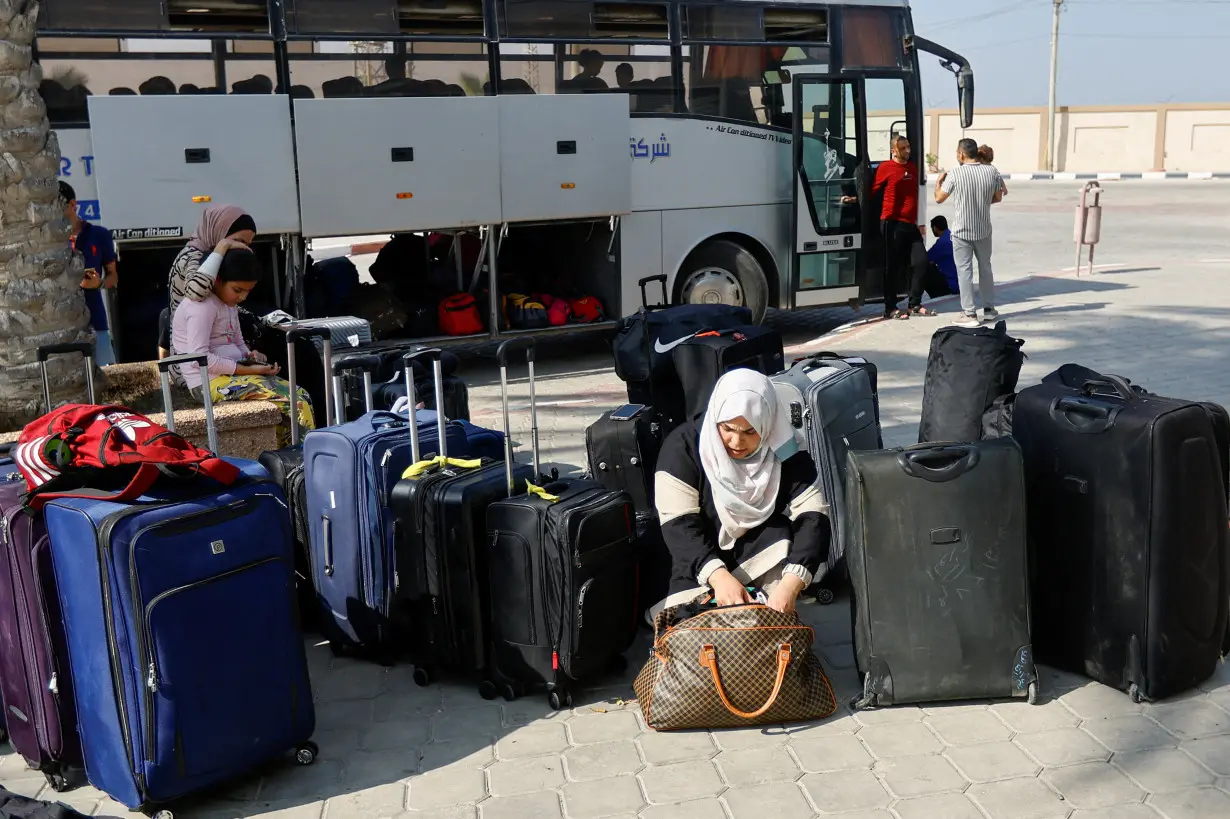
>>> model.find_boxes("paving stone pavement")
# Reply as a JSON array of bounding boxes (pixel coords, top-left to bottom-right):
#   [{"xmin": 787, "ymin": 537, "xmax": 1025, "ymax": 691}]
[{"xmin": 8, "ymin": 193, "xmax": 1230, "ymax": 817}]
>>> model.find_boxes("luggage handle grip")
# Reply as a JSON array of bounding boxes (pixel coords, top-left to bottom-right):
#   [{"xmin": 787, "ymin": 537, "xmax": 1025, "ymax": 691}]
[
  {"xmin": 1051, "ymin": 397, "xmax": 1119, "ymax": 434},
  {"xmin": 496, "ymin": 338, "xmax": 540, "ymax": 494},
  {"xmin": 285, "ymin": 326, "xmax": 333, "ymax": 442},
  {"xmin": 699, "ymin": 642, "xmax": 791, "ymax": 720},
  {"xmin": 38, "ymin": 341, "xmax": 97, "ymax": 409},
  {"xmin": 638, "ymin": 274, "xmax": 669, "ymax": 310},
  {"xmin": 322, "ymin": 515, "xmax": 334, "ymax": 576},
  {"xmin": 1081, "ymin": 376, "xmax": 1135, "ymax": 402},
  {"xmin": 897, "ymin": 445, "xmax": 980, "ymax": 482},
  {"xmin": 402, "ymin": 348, "xmax": 443, "ymax": 464},
  {"xmin": 157, "ymin": 354, "xmax": 220, "ymax": 453}
]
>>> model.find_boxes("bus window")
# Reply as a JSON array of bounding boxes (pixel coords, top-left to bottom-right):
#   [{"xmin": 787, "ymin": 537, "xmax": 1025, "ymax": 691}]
[
  {"xmin": 37, "ymin": 38, "xmax": 218, "ymax": 125},
  {"xmin": 864, "ymin": 78, "xmax": 909, "ymax": 163},
  {"xmin": 498, "ymin": 42, "xmax": 674, "ymax": 108},
  {"xmin": 841, "ymin": 7, "xmax": 905, "ymax": 70},
  {"xmin": 499, "ymin": 1, "xmax": 669, "ymax": 40},
  {"xmin": 684, "ymin": 44, "xmax": 827, "ymax": 127},
  {"xmin": 290, "ymin": 42, "xmax": 489, "ymax": 99}
]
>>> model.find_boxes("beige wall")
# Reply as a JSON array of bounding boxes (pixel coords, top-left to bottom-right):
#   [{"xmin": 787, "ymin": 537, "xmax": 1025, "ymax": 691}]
[{"xmin": 925, "ymin": 103, "xmax": 1230, "ymax": 174}]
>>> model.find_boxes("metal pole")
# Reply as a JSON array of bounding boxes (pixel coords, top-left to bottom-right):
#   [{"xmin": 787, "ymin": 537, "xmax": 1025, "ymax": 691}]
[{"xmin": 1047, "ymin": 0, "xmax": 1064, "ymax": 172}]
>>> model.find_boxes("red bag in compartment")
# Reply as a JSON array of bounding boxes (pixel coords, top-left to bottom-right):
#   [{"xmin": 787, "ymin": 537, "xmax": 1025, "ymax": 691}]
[
  {"xmin": 438, "ymin": 293, "xmax": 484, "ymax": 336},
  {"xmin": 536, "ymin": 294, "xmax": 571, "ymax": 326},
  {"xmin": 569, "ymin": 296, "xmax": 605, "ymax": 323}
]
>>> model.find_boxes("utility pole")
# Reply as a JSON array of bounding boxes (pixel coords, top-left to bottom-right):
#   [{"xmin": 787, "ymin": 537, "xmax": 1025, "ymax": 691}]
[{"xmin": 1047, "ymin": 0, "xmax": 1064, "ymax": 172}]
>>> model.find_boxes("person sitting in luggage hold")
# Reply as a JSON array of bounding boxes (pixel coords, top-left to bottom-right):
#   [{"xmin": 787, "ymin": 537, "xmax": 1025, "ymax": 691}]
[
  {"xmin": 171, "ymin": 247, "xmax": 315, "ymax": 448},
  {"xmin": 649, "ymin": 369, "xmax": 830, "ymax": 621}
]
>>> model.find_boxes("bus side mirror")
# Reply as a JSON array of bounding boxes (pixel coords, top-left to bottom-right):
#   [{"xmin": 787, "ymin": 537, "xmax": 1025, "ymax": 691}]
[{"xmin": 958, "ymin": 73, "xmax": 975, "ymax": 129}]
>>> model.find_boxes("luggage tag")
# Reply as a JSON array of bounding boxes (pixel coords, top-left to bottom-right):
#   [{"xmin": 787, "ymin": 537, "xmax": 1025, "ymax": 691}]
[
  {"xmin": 526, "ymin": 482, "xmax": 561, "ymax": 502},
  {"xmin": 402, "ymin": 455, "xmax": 482, "ymax": 479}
]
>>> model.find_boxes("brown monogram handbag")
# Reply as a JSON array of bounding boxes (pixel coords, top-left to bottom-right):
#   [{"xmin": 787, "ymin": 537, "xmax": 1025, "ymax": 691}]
[{"xmin": 634, "ymin": 599, "xmax": 838, "ymax": 730}]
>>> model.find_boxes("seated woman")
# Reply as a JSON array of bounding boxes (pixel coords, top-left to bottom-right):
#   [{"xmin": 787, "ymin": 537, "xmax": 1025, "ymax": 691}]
[
  {"xmin": 171, "ymin": 247, "xmax": 314, "ymax": 448},
  {"xmin": 163, "ymin": 204, "xmax": 257, "ymax": 359},
  {"xmin": 651, "ymin": 369, "xmax": 830, "ymax": 620}
]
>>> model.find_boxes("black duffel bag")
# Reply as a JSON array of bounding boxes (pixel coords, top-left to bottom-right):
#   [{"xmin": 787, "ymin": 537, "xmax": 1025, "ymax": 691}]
[{"xmin": 918, "ymin": 320, "xmax": 1025, "ymax": 444}]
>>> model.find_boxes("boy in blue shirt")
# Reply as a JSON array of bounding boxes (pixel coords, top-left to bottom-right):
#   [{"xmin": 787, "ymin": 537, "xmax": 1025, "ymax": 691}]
[
  {"xmin": 61, "ymin": 181, "xmax": 119, "ymax": 365},
  {"xmin": 925, "ymin": 215, "xmax": 959, "ymax": 297}
]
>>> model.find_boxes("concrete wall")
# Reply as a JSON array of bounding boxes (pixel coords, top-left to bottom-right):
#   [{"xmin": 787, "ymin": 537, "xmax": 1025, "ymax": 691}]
[{"xmin": 923, "ymin": 104, "xmax": 1230, "ymax": 173}]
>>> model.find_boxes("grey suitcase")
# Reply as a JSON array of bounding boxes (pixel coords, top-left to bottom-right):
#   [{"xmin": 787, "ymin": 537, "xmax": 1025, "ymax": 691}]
[
  {"xmin": 772, "ymin": 353, "xmax": 882, "ymax": 603},
  {"xmin": 846, "ymin": 440, "xmax": 1039, "ymax": 708}
]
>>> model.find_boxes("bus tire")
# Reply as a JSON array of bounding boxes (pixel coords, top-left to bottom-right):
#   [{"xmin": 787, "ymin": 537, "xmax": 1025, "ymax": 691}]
[{"xmin": 677, "ymin": 239, "xmax": 769, "ymax": 324}]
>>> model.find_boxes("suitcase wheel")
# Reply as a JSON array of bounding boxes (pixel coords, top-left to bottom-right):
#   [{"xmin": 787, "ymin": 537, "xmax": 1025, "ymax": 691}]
[
  {"xmin": 1128, "ymin": 683, "xmax": 1142, "ymax": 704},
  {"xmin": 548, "ymin": 689, "xmax": 573, "ymax": 712},
  {"xmin": 295, "ymin": 741, "xmax": 319, "ymax": 766},
  {"xmin": 150, "ymin": 811, "xmax": 174, "ymax": 819},
  {"xmin": 815, "ymin": 588, "xmax": 836, "ymax": 606},
  {"xmin": 413, "ymin": 667, "xmax": 433, "ymax": 687},
  {"xmin": 45, "ymin": 771, "xmax": 70, "ymax": 792},
  {"xmin": 478, "ymin": 680, "xmax": 499, "ymax": 701},
  {"xmin": 501, "ymin": 683, "xmax": 520, "ymax": 702},
  {"xmin": 1027, "ymin": 682, "xmax": 1039, "ymax": 705}
]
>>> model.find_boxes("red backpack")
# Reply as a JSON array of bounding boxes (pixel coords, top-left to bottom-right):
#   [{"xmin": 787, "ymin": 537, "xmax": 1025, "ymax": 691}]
[{"xmin": 14, "ymin": 404, "xmax": 240, "ymax": 510}]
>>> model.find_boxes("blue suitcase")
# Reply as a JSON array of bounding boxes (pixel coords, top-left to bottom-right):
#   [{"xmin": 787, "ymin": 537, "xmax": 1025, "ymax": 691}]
[
  {"xmin": 42, "ymin": 355, "xmax": 318, "ymax": 812},
  {"xmin": 304, "ymin": 354, "xmax": 473, "ymax": 657}
]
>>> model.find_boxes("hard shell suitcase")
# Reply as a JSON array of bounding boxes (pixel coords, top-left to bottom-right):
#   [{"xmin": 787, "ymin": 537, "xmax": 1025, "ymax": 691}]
[
  {"xmin": 389, "ymin": 350, "xmax": 534, "ymax": 691},
  {"xmin": 303, "ymin": 355, "xmax": 470, "ymax": 656},
  {"xmin": 42, "ymin": 353, "xmax": 318, "ymax": 812},
  {"xmin": 0, "ymin": 343, "xmax": 96, "ymax": 792},
  {"xmin": 772, "ymin": 353, "xmax": 883, "ymax": 603},
  {"xmin": 670, "ymin": 327, "xmax": 786, "ymax": 424},
  {"xmin": 259, "ymin": 326, "xmax": 334, "ymax": 633},
  {"xmin": 846, "ymin": 440, "xmax": 1039, "ymax": 708},
  {"xmin": 918, "ymin": 320, "xmax": 1025, "ymax": 445},
  {"xmin": 486, "ymin": 340, "xmax": 640, "ymax": 709},
  {"xmin": 1013, "ymin": 373, "xmax": 1230, "ymax": 702},
  {"xmin": 585, "ymin": 404, "xmax": 665, "ymax": 515}
]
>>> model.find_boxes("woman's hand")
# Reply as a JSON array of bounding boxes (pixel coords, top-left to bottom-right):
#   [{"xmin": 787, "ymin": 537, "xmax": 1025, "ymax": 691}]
[
  {"xmin": 214, "ymin": 238, "xmax": 246, "ymax": 255},
  {"xmin": 766, "ymin": 574, "xmax": 807, "ymax": 615},
  {"xmin": 709, "ymin": 568, "xmax": 753, "ymax": 607}
]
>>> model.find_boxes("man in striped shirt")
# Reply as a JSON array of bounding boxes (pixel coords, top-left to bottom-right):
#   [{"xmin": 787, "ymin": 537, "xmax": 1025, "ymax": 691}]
[{"xmin": 935, "ymin": 138, "xmax": 1005, "ymax": 328}]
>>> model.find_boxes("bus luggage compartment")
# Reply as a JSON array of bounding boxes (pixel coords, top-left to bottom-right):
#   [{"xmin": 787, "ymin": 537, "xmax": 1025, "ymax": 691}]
[
  {"xmin": 498, "ymin": 93, "xmax": 631, "ymax": 223},
  {"xmin": 85, "ymin": 95, "xmax": 300, "ymax": 240},
  {"xmin": 293, "ymin": 96, "xmax": 502, "ymax": 238}
]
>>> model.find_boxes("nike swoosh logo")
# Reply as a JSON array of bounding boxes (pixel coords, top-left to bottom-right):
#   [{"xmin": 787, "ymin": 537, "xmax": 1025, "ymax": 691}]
[{"xmin": 654, "ymin": 334, "xmax": 695, "ymax": 355}]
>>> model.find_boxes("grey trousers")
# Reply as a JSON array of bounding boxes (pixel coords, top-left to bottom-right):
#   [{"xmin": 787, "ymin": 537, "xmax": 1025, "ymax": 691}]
[{"xmin": 952, "ymin": 234, "xmax": 995, "ymax": 316}]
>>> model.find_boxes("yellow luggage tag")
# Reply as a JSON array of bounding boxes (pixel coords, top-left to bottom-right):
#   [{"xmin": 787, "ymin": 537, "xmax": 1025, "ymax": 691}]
[
  {"xmin": 525, "ymin": 482, "xmax": 560, "ymax": 503},
  {"xmin": 401, "ymin": 456, "xmax": 482, "ymax": 479}
]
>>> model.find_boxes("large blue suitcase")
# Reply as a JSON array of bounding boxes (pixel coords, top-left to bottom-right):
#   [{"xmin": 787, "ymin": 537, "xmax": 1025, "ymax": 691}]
[
  {"xmin": 303, "ymin": 355, "xmax": 473, "ymax": 656},
  {"xmin": 41, "ymin": 356, "xmax": 317, "ymax": 812}
]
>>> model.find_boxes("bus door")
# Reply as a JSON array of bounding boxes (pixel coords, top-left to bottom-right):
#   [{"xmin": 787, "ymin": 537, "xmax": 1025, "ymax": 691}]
[{"xmin": 789, "ymin": 75, "xmax": 870, "ymax": 309}]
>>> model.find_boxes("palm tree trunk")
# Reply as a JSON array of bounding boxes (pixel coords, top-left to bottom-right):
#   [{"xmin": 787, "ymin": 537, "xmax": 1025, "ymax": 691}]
[{"xmin": 0, "ymin": 0, "xmax": 91, "ymax": 430}]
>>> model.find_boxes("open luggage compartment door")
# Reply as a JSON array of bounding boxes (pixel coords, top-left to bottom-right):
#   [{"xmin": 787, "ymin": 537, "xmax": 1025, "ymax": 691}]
[
  {"xmin": 790, "ymin": 75, "xmax": 870, "ymax": 308},
  {"xmin": 86, "ymin": 95, "xmax": 300, "ymax": 240},
  {"xmin": 498, "ymin": 94, "xmax": 631, "ymax": 223}
]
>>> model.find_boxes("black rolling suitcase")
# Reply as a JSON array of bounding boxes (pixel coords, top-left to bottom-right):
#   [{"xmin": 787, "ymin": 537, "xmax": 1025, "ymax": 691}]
[
  {"xmin": 389, "ymin": 348, "xmax": 534, "ymax": 691},
  {"xmin": 585, "ymin": 403, "xmax": 665, "ymax": 515},
  {"xmin": 258, "ymin": 326, "xmax": 334, "ymax": 631},
  {"xmin": 341, "ymin": 345, "xmax": 470, "ymax": 422},
  {"xmin": 918, "ymin": 321, "xmax": 1025, "ymax": 444},
  {"xmin": 1013, "ymin": 372, "xmax": 1230, "ymax": 702},
  {"xmin": 486, "ymin": 340, "xmax": 640, "ymax": 709},
  {"xmin": 846, "ymin": 439, "xmax": 1039, "ymax": 708},
  {"xmin": 671, "ymin": 327, "xmax": 786, "ymax": 423}
]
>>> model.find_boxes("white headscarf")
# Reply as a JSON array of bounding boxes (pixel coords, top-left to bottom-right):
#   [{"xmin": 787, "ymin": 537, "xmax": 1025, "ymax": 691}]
[{"xmin": 698, "ymin": 369, "xmax": 802, "ymax": 551}]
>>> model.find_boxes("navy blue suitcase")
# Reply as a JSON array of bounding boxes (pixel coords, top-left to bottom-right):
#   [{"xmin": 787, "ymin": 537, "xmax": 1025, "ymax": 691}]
[
  {"xmin": 303, "ymin": 355, "xmax": 472, "ymax": 657},
  {"xmin": 42, "ymin": 355, "xmax": 318, "ymax": 812}
]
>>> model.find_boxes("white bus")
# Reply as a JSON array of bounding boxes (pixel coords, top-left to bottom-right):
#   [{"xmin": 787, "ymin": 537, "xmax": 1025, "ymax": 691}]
[{"xmin": 37, "ymin": 0, "xmax": 973, "ymax": 359}]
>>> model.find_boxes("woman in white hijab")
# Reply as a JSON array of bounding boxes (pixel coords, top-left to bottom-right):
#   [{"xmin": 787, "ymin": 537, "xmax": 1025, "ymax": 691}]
[{"xmin": 650, "ymin": 369, "xmax": 830, "ymax": 619}]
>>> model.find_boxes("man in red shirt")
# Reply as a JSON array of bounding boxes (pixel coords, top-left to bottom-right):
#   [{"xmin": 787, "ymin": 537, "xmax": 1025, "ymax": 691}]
[{"xmin": 872, "ymin": 136, "xmax": 935, "ymax": 320}]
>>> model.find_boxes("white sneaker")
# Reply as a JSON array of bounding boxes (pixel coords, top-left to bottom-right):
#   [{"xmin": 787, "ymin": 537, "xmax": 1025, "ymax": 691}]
[{"xmin": 952, "ymin": 314, "xmax": 982, "ymax": 328}]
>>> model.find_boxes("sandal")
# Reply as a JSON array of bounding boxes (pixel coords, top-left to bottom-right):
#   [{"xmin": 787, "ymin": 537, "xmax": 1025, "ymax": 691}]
[
  {"xmin": 911, "ymin": 306, "xmax": 938, "ymax": 317},
  {"xmin": 892, "ymin": 310, "xmax": 910, "ymax": 321}
]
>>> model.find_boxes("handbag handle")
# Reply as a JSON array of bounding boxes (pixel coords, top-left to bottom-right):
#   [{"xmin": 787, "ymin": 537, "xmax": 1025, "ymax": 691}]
[{"xmin": 699, "ymin": 642, "xmax": 791, "ymax": 720}]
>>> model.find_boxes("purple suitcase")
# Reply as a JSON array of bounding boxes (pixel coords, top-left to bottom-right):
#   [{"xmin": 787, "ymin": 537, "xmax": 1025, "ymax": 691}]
[{"xmin": 0, "ymin": 342, "xmax": 96, "ymax": 791}]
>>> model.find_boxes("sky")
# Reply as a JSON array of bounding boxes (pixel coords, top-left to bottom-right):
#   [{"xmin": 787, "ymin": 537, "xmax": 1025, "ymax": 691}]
[{"xmin": 911, "ymin": 0, "xmax": 1230, "ymax": 109}]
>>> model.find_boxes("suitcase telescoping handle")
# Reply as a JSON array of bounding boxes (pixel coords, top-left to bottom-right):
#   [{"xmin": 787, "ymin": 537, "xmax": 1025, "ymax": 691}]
[
  {"xmin": 331, "ymin": 354, "xmax": 381, "ymax": 418},
  {"xmin": 401, "ymin": 347, "xmax": 449, "ymax": 465},
  {"xmin": 638, "ymin": 274, "xmax": 669, "ymax": 311},
  {"xmin": 157, "ymin": 354, "xmax": 221, "ymax": 454},
  {"xmin": 285, "ymin": 326, "xmax": 334, "ymax": 444},
  {"xmin": 496, "ymin": 338, "xmax": 540, "ymax": 496},
  {"xmin": 37, "ymin": 341, "xmax": 97, "ymax": 410},
  {"xmin": 896, "ymin": 443, "xmax": 981, "ymax": 483}
]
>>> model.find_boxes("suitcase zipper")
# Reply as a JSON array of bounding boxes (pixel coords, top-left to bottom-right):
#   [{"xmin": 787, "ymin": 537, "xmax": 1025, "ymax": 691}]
[{"xmin": 140, "ymin": 556, "xmax": 284, "ymax": 764}]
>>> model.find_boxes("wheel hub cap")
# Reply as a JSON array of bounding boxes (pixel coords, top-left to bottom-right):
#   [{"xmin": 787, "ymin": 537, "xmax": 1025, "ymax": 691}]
[{"xmin": 681, "ymin": 267, "xmax": 744, "ymax": 307}]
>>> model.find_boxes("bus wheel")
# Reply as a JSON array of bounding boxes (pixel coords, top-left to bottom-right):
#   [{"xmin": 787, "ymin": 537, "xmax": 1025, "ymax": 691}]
[{"xmin": 677, "ymin": 239, "xmax": 768, "ymax": 324}]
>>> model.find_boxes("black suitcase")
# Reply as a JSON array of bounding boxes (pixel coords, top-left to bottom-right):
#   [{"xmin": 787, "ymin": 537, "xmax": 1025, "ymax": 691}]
[
  {"xmin": 670, "ymin": 326, "xmax": 786, "ymax": 423},
  {"xmin": 342, "ymin": 345, "xmax": 470, "ymax": 422},
  {"xmin": 846, "ymin": 440, "xmax": 1039, "ymax": 708},
  {"xmin": 1014, "ymin": 373, "xmax": 1230, "ymax": 702},
  {"xmin": 918, "ymin": 320, "xmax": 1025, "ymax": 444},
  {"xmin": 258, "ymin": 325, "xmax": 334, "ymax": 632},
  {"xmin": 585, "ymin": 403, "xmax": 665, "ymax": 515},
  {"xmin": 388, "ymin": 348, "xmax": 533, "ymax": 690},
  {"xmin": 486, "ymin": 340, "xmax": 640, "ymax": 709}
]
